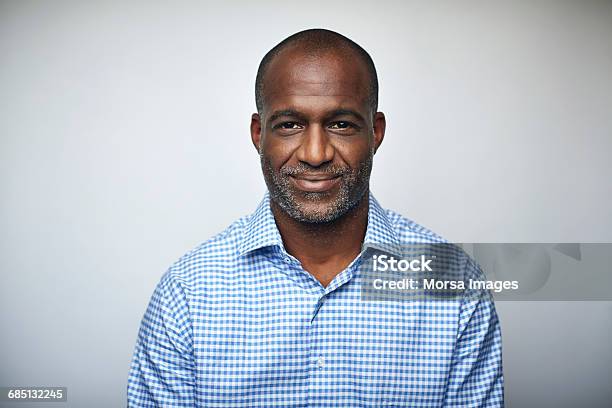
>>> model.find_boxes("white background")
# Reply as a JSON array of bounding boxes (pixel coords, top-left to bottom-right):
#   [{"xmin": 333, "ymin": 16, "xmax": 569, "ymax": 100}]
[{"xmin": 1, "ymin": 1, "xmax": 611, "ymax": 406}]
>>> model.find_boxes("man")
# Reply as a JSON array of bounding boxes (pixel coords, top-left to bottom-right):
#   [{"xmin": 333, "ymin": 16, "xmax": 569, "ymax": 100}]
[{"xmin": 128, "ymin": 28, "xmax": 504, "ymax": 407}]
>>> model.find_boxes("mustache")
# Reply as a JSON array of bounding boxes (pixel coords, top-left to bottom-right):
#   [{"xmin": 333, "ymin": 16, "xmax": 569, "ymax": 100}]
[{"xmin": 279, "ymin": 163, "xmax": 350, "ymax": 177}]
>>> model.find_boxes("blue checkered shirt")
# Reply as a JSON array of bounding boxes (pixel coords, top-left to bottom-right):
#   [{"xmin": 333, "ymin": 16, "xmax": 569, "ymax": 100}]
[{"xmin": 128, "ymin": 192, "xmax": 504, "ymax": 407}]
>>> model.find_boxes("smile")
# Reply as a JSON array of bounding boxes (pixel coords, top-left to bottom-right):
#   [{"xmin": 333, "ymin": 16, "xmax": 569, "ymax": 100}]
[{"xmin": 289, "ymin": 174, "xmax": 341, "ymax": 193}]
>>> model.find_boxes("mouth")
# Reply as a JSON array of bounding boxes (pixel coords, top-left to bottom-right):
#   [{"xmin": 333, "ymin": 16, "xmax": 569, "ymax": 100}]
[{"xmin": 289, "ymin": 174, "xmax": 342, "ymax": 193}]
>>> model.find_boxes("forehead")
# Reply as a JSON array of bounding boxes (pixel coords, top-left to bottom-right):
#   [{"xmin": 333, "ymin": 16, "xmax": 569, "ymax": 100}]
[{"xmin": 262, "ymin": 48, "xmax": 370, "ymax": 114}]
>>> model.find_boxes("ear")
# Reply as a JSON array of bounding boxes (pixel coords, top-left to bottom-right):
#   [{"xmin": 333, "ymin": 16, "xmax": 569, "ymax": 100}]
[
  {"xmin": 372, "ymin": 112, "xmax": 386, "ymax": 154},
  {"xmin": 250, "ymin": 113, "xmax": 262, "ymax": 153}
]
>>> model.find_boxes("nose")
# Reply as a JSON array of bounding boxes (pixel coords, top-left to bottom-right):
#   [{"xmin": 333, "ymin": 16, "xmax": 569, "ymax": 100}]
[{"xmin": 295, "ymin": 124, "xmax": 335, "ymax": 167}]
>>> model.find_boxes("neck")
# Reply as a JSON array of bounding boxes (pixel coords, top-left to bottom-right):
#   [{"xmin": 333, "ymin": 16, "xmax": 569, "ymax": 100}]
[{"xmin": 270, "ymin": 191, "xmax": 369, "ymax": 287}]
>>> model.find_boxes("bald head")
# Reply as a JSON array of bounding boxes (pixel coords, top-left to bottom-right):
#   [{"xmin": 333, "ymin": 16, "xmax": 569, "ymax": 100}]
[{"xmin": 255, "ymin": 29, "xmax": 379, "ymax": 116}]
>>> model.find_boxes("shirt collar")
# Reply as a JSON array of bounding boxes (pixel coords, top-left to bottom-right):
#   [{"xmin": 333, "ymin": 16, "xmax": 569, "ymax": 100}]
[
  {"xmin": 237, "ymin": 191, "xmax": 402, "ymax": 258},
  {"xmin": 237, "ymin": 192, "xmax": 284, "ymax": 257}
]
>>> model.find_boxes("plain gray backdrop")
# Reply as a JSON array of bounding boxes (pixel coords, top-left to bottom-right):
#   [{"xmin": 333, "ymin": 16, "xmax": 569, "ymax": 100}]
[{"xmin": 1, "ymin": 1, "xmax": 611, "ymax": 407}]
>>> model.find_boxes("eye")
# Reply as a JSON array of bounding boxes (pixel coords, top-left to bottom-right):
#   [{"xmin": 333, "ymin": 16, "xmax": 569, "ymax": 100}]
[
  {"xmin": 273, "ymin": 122, "xmax": 303, "ymax": 130},
  {"xmin": 328, "ymin": 121, "xmax": 356, "ymax": 130}
]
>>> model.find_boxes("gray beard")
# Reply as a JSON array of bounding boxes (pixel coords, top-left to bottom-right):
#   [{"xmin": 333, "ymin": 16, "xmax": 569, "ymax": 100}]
[{"xmin": 260, "ymin": 151, "xmax": 373, "ymax": 224}]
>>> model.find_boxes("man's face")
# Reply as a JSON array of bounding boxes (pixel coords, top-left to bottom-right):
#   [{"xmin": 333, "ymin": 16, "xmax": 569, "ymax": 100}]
[{"xmin": 251, "ymin": 48, "xmax": 385, "ymax": 223}]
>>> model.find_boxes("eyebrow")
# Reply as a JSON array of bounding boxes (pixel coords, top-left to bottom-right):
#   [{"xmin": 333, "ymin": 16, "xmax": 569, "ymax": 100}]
[
  {"xmin": 267, "ymin": 109, "xmax": 307, "ymax": 124},
  {"xmin": 267, "ymin": 108, "xmax": 366, "ymax": 124},
  {"xmin": 325, "ymin": 109, "xmax": 366, "ymax": 123}
]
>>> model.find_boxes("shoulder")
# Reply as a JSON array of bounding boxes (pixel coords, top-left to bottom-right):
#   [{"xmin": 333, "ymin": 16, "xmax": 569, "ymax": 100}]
[
  {"xmin": 382, "ymin": 206, "xmax": 485, "ymax": 281},
  {"xmin": 160, "ymin": 215, "xmax": 250, "ymax": 290},
  {"xmin": 384, "ymin": 207, "xmax": 447, "ymax": 244}
]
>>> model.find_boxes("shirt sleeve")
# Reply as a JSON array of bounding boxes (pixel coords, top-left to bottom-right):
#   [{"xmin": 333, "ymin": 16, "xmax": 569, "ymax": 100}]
[
  {"xmin": 443, "ymin": 259, "xmax": 505, "ymax": 407},
  {"xmin": 127, "ymin": 270, "xmax": 195, "ymax": 407}
]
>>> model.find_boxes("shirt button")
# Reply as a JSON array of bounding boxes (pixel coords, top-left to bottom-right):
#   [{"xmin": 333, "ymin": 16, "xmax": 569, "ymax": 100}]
[{"xmin": 317, "ymin": 356, "xmax": 325, "ymax": 368}]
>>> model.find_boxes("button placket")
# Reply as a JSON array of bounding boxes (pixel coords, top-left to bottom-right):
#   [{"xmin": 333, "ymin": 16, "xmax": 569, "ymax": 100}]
[
  {"xmin": 317, "ymin": 355, "xmax": 325, "ymax": 369},
  {"xmin": 307, "ymin": 293, "xmax": 322, "ymax": 405}
]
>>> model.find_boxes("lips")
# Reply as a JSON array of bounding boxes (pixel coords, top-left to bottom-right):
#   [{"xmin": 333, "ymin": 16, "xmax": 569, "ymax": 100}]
[{"xmin": 289, "ymin": 174, "xmax": 341, "ymax": 192}]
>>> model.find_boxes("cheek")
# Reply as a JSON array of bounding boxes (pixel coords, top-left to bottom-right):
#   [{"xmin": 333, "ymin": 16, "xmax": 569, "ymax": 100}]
[
  {"xmin": 332, "ymin": 139, "xmax": 372, "ymax": 167},
  {"xmin": 262, "ymin": 137, "xmax": 299, "ymax": 167}
]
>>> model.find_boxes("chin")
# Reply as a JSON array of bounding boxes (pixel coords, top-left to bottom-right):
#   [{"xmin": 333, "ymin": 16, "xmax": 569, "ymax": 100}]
[{"xmin": 291, "ymin": 201, "xmax": 348, "ymax": 224}]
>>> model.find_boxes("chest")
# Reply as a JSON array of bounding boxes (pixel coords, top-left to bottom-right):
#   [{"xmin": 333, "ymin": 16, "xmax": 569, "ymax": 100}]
[{"xmin": 191, "ymin": 286, "xmax": 460, "ymax": 406}]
